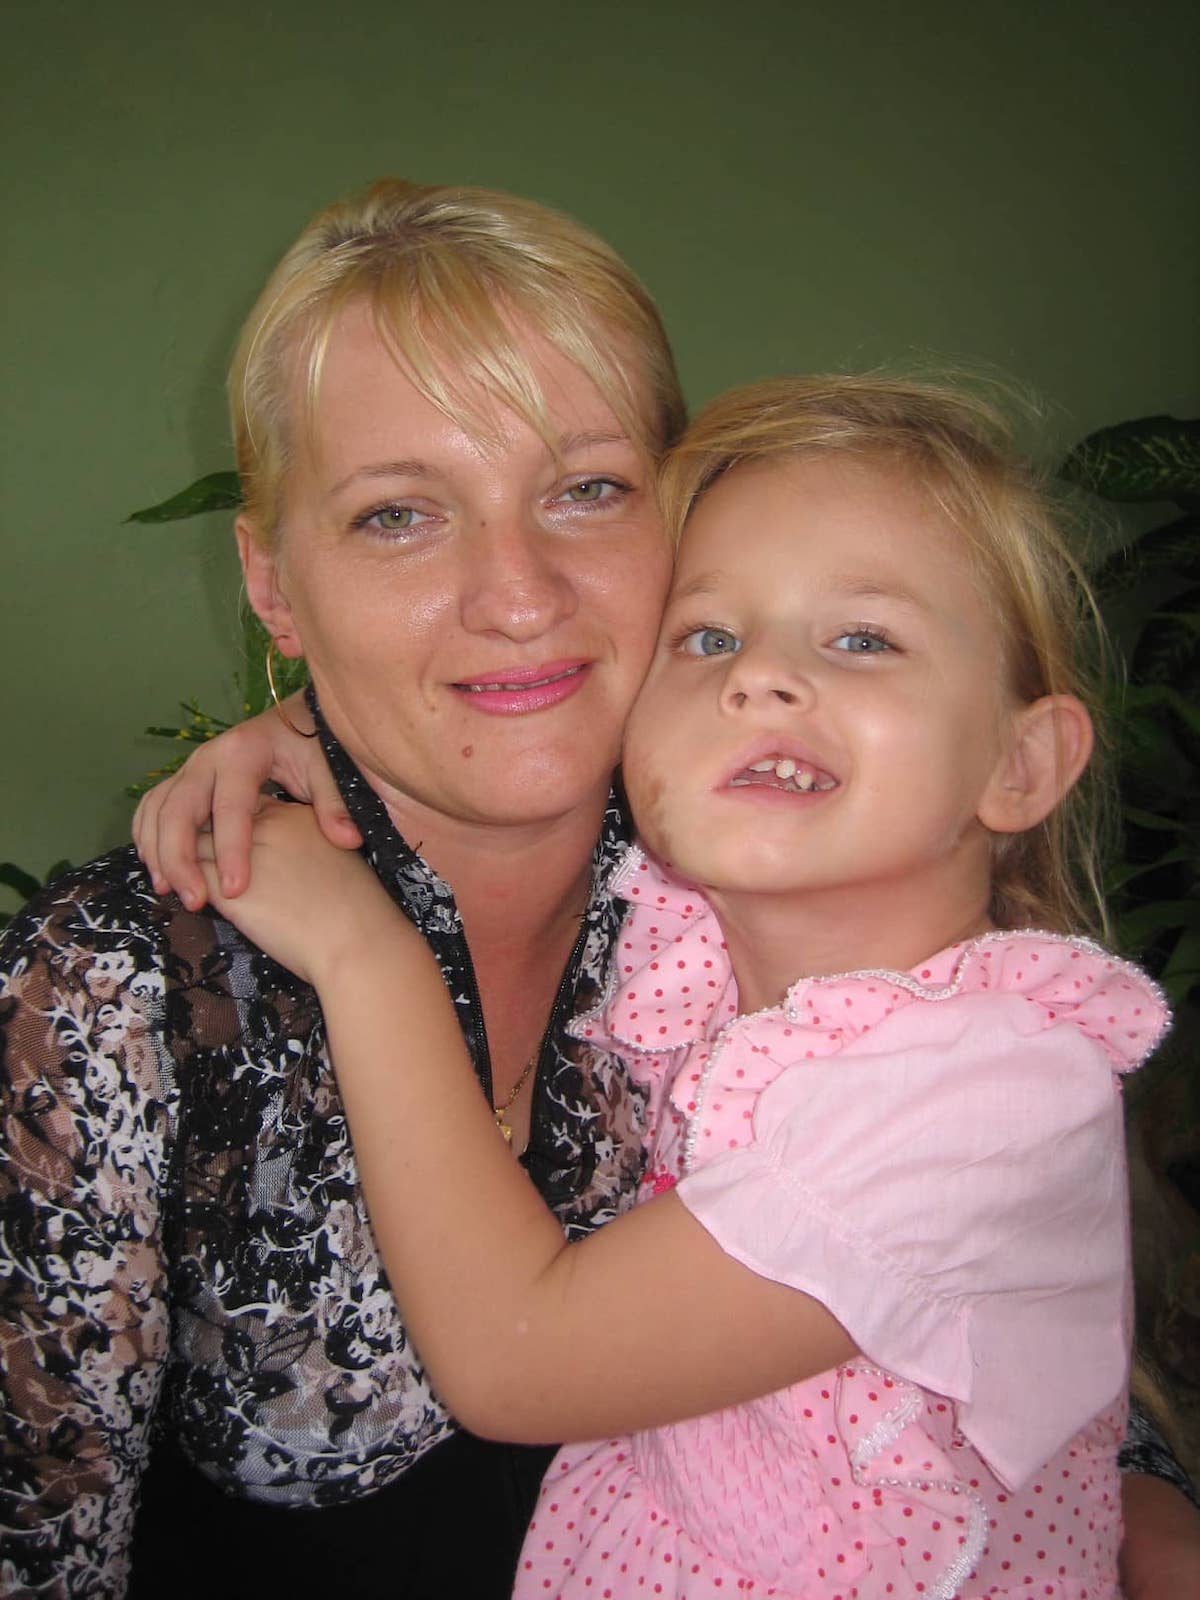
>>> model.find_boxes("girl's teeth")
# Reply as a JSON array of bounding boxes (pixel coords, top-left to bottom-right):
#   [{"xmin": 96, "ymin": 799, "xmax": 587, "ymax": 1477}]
[{"xmin": 740, "ymin": 754, "xmax": 835, "ymax": 791}]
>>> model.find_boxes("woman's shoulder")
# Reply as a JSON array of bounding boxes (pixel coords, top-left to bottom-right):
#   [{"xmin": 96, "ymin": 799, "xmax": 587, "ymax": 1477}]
[
  {"xmin": 1, "ymin": 843, "xmax": 321, "ymax": 1060},
  {"xmin": 3, "ymin": 845, "xmax": 169, "ymax": 984}
]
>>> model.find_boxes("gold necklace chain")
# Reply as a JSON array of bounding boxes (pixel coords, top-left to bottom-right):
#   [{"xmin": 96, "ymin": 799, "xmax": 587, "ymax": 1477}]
[{"xmin": 492, "ymin": 1053, "xmax": 538, "ymax": 1145}]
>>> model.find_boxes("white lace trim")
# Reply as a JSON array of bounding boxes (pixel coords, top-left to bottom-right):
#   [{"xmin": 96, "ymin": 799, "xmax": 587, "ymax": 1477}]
[{"xmin": 846, "ymin": 1365, "xmax": 989, "ymax": 1600}]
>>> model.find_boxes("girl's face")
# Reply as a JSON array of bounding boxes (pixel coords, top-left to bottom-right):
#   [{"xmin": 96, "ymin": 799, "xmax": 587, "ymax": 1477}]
[
  {"xmin": 241, "ymin": 300, "xmax": 671, "ymax": 839},
  {"xmin": 623, "ymin": 454, "xmax": 1021, "ymax": 935}
]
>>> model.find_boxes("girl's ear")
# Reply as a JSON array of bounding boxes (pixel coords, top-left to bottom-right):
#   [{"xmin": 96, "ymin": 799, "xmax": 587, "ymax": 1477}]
[
  {"xmin": 236, "ymin": 516, "xmax": 304, "ymax": 660},
  {"xmin": 978, "ymin": 695, "xmax": 1094, "ymax": 835}
]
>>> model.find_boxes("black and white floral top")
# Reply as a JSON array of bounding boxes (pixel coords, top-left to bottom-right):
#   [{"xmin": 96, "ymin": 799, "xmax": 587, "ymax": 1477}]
[{"xmin": 0, "ymin": 714, "xmax": 645, "ymax": 1598}]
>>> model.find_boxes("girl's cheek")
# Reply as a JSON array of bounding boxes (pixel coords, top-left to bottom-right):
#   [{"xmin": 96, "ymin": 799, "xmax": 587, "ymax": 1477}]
[{"xmin": 622, "ymin": 732, "xmax": 674, "ymax": 857}]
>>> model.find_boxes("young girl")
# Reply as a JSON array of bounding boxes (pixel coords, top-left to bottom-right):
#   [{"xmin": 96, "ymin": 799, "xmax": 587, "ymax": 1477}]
[{"xmin": 194, "ymin": 376, "xmax": 1168, "ymax": 1598}]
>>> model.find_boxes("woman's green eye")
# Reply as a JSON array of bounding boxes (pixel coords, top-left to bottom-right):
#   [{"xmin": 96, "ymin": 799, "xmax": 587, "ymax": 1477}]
[
  {"xmin": 566, "ymin": 480, "xmax": 607, "ymax": 502},
  {"xmin": 682, "ymin": 627, "xmax": 741, "ymax": 657},
  {"xmin": 374, "ymin": 506, "xmax": 417, "ymax": 529},
  {"xmin": 354, "ymin": 504, "xmax": 430, "ymax": 535}
]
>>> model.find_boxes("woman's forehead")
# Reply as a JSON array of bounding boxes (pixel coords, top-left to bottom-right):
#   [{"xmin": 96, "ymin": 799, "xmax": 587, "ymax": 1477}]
[{"xmin": 293, "ymin": 295, "xmax": 651, "ymax": 462}]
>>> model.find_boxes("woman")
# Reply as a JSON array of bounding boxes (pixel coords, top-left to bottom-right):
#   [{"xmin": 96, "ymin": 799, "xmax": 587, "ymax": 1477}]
[{"xmin": 1, "ymin": 179, "xmax": 1195, "ymax": 1600}]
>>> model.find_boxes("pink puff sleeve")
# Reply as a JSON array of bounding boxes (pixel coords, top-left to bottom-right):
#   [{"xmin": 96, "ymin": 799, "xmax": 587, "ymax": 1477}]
[{"xmin": 676, "ymin": 989, "xmax": 1136, "ymax": 1491}]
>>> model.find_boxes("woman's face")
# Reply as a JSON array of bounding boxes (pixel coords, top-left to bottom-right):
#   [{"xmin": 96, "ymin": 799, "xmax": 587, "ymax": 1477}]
[{"xmin": 241, "ymin": 301, "xmax": 671, "ymax": 835}]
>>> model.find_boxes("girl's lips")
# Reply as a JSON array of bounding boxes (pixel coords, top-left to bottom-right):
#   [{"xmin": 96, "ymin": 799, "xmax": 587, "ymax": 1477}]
[
  {"xmin": 450, "ymin": 660, "xmax": 591, "ymax": 716},
  {"xmin": 720, "ymin": 748, "xmax": 840, "ymax": 796}
]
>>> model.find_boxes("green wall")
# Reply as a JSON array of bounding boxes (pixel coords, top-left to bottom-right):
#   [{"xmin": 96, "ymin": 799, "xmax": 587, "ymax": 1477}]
[{"xmin": 4, "ymin": 0, "xmax": 1198, "ymax": 905}]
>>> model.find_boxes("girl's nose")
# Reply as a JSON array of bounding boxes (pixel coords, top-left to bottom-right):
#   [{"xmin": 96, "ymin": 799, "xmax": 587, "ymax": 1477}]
[
  {"xmin": 719, "ymin": 646, "xmax": 816, "ymax": 712},
  {"xmin": 459, "ymin": 518, "xmax": 578, "ymax": 640}
]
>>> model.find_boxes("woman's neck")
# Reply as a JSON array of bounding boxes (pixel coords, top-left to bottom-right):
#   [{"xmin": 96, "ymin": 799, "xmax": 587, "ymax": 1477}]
[{"xmin": 379, "ymin": 786, "xmax": 608, "ymax": 953}]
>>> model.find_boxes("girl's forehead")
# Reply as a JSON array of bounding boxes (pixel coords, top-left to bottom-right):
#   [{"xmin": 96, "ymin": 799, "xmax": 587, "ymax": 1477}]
[
  {"xmin": 678, "ymin": 453, "xmax": 949, "ymax": 561},
  {"xmin": 669, "ymin": 452, "xmax": 996, "ymax": 627}
]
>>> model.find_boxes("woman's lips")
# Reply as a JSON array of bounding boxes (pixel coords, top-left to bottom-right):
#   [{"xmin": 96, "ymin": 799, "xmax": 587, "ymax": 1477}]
[{"xmin": 450, "ymin": 660, "xmax": 591, "ymax": 715}]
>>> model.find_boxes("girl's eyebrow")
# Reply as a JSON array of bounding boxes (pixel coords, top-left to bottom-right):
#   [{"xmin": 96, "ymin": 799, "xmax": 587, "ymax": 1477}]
[
  {"xmin": 666, "ymin": 572, "xmax": 726, "ymax": 605},
  {"xmin": 828, "ymin": 575, "xmax": 929, "ymax": 610},
  {"xmin": 667, "ymin": 571, "xmax": 929, "ymax": 610}
]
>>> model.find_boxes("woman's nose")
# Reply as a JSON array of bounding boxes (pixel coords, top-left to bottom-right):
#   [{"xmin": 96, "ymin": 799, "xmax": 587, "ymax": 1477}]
[{"xmin": 459, "ymin": 519, "xmax": 578, "ymax": 639}]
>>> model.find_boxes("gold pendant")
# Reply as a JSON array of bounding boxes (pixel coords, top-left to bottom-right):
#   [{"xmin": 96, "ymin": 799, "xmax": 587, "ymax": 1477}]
[{"xmin": 495, "ymin": 1112, "xmax": 513, "ymax": 1144}]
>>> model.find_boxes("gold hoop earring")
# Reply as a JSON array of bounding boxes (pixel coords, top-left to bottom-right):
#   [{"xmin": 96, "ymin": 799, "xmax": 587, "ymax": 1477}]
[{"xmin": 266, "ymin": 640, "xmax": 319, "ymax": 739}]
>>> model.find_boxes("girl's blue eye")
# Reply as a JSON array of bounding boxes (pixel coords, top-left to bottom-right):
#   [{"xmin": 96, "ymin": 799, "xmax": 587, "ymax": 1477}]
[
  {"xmin": 681, "ymin": 626, "xmax": 742, "ymax": 657},
  {"xmin": 832, "ymin": 629, "xmax": 891, "ymax": 654}
]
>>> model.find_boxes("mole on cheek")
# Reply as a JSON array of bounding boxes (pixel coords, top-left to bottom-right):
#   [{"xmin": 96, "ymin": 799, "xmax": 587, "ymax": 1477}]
[{"xmin": 460, "ymin": 746, "xmax": 474, "ymax": 759}]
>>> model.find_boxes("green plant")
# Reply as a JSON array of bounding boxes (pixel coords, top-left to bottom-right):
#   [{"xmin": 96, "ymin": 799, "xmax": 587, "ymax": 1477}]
[
  {"xmin": 124, "ymin": 473, "xmax": 309, "ymax": 795},
  {"xmin": 0, "ymin": 862, "xmax": 72, "ymax": 931},
  {"xmin": 1059, "ymin": 416, "xmax": 1200, "ymax": 1010},
  {"xmin": 1060, "ymin": 414, "xmax": 1200, "ymax": 1471}
]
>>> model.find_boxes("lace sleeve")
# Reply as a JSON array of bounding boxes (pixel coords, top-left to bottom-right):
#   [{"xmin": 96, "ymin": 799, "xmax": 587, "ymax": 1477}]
[
  {"xmin": 1, "ymin": 864, "xmax": 178, "ymax": 1598},
  {"xmin": 1120, "ymin": 1395, "xmax": 1200, "ymax": 1507}
]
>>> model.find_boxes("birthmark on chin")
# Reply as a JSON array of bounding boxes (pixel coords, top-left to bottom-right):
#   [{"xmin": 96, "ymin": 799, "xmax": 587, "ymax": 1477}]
[{"xmin": 461, "ymin": 745, "xmax": 474, "ymax": 759}]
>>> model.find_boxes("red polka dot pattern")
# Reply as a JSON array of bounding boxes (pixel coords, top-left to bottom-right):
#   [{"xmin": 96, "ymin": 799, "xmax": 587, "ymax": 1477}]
[{"xmin": 527, "ymin": 846, "xmax": 1158, "ymax": 1596}]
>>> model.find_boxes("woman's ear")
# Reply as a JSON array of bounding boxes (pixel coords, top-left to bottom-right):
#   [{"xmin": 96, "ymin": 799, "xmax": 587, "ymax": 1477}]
[
  {"xmin": 978, "ymin": 695, "xmax": 1094, "ymax": 835},
  {"xmin": 236, "ymin": 516, "xmax": 304, "ymax": 659}
]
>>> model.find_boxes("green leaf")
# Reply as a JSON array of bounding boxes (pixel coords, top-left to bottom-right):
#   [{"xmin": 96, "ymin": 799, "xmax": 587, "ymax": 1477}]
[
  {"xmin": 125, "ymin": 754, "xmax": 192, "ymax": 799},
  {"xmin": 1107, "ymin": 845, "xmax": 1197, "ymax": 891},
  {"xmin": 1116, "ymin": 899, "xmax": 1200, "ymax": 949},
  {"xmin": 1159, "ymin": 927, "xmax": 1200, "ymax": 998},
  {"xmin": 125, "ymin": 702, "xmax": 235, "ymax": 796},
  {"xmin": 1119, "ymin": 805, "xmax": 1190, "ymax": 835},
  {"xmin": 126, "ymin": 471, "xmax": 242, "ymax": 524},
  {"xmin": 1060, "ymin": 416, "xmax": 1200, "ymax": 505},
  {"xmin": 0, "ymin": 862, "xmax": 43, "ymax": 901},
  {"xmin": 240, "ymin": 606, "xmax": 308, "ymax": 720},
  {"xmin": 0, "ymin": 859, "xmax": 73, "ymax": 909}
]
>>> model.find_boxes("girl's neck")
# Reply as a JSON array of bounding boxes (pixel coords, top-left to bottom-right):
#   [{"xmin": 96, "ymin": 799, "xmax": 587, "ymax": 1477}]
[{"xmin": 708, "ymin": 869, "xmax": 996, "ymax": 1015}]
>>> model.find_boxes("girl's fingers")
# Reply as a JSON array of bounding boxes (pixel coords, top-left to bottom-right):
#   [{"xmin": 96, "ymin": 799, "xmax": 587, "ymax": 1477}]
[
  {"xmin": 207, "ymin": 766, "xmax": 273, "ymax": 898},
  {"xmin": 152, "ymin": 777, "xmax": 216, "ymax": 912},
  {"xmin": 309, "ymin": 758, "xmax": 364, "ymax": 851},
  {"xmin": 132, "ymin": 780, "xmax": 174, "ymax": 896}
]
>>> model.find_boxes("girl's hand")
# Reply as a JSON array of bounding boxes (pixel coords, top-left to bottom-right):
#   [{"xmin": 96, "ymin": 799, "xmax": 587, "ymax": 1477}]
[
  {"xmin": 133, "ymin": 695, "xmax": 362, "ymax": 910},
  {"xmin": 195, "ymin": 798, "xmax": 398, "ymax": 988}
]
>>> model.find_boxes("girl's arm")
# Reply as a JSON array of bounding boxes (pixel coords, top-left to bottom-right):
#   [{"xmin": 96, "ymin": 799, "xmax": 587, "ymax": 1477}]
[
  {"xmin": 133, "ymin": 693, "xmax": 361, "ymax": 909},
  {"xmin": 198, "ymin": 803, "xmax": 856, "ymax": 1445},
  {"xmin": 1119, "ymin": 1473, "xmax": 1200, "ymax": 1600}
]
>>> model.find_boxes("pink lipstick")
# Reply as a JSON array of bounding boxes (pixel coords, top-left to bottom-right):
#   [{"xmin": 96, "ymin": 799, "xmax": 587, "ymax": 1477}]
[{"xmin": 451, "ymin": 659, "xmax": 591, "ymax": 716}]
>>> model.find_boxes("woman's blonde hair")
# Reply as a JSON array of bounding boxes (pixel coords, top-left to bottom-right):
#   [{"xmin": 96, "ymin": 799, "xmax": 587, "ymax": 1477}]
[
  {"xmin": 659, "ymin": 374, "xmax": 1111, "ymax": 938},
  {"xmin": 229, "ymin": 178, "xmax": 686, "ymax": 544}
]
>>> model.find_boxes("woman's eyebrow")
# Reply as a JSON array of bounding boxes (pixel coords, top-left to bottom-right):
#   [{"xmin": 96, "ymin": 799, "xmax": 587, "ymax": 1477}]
[
  {"xmin": 328, "ymin": 460, "xmax": 438, "ymax": 496},
  {"xmin": 556, "ymin": 430, "xmax": 634, "ymax": 453}
]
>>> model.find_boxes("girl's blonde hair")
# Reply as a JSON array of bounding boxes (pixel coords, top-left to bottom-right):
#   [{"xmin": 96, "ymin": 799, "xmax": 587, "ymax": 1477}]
[
  {"xmin": 659, "ymin": 374, "xmax": 1110, "ymax": 938},
  {"xmin": 229, "ymin": 178, "xmax": 687, "ymax": 545}
]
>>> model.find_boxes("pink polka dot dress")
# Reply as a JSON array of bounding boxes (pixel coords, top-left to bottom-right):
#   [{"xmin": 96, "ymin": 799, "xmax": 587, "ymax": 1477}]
[{"xmin": 516, "ymin": 847, "xmax": 1170, "ymax": 1600}]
